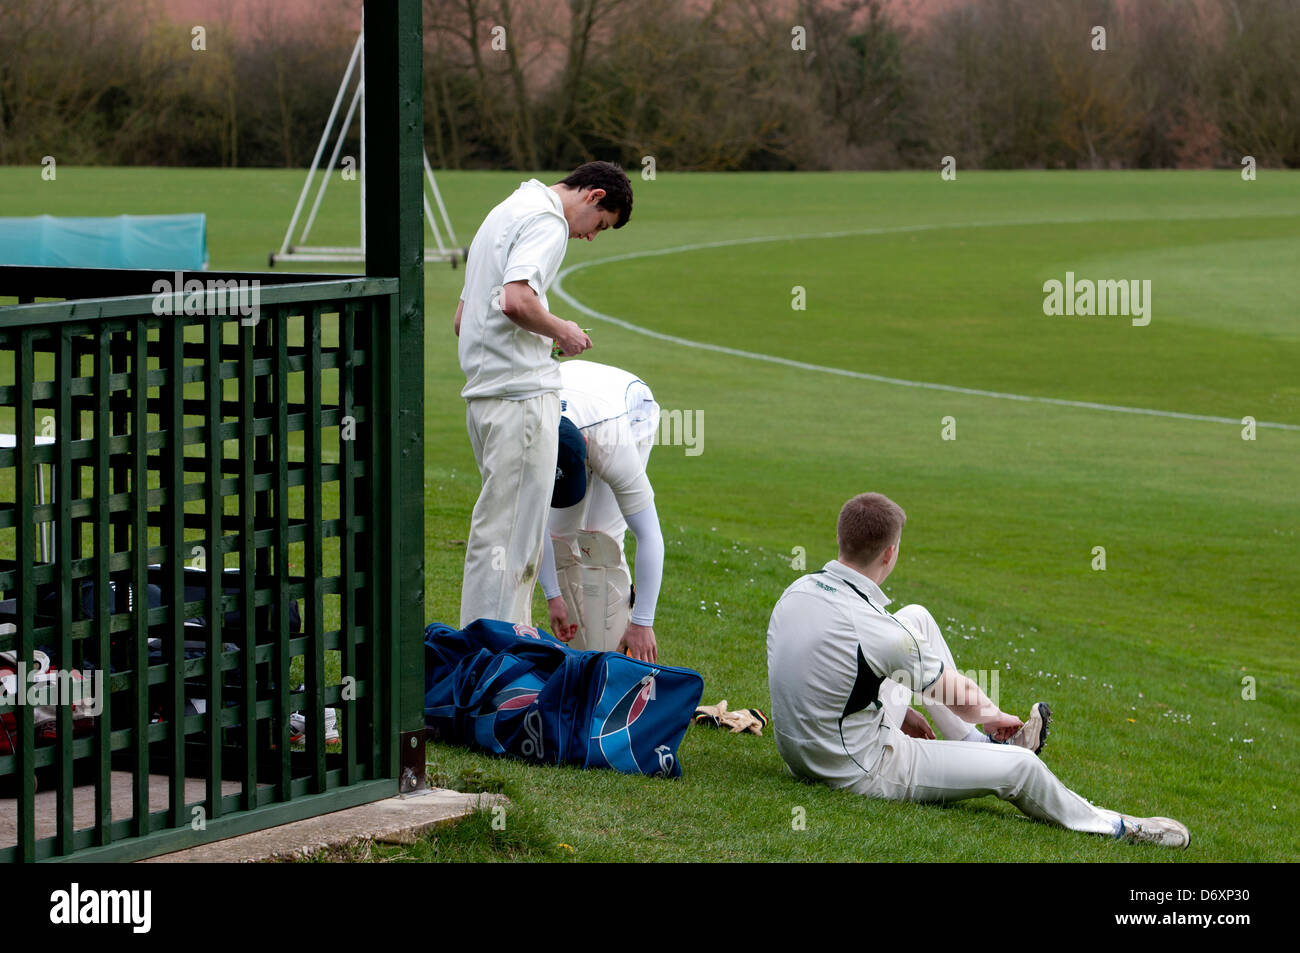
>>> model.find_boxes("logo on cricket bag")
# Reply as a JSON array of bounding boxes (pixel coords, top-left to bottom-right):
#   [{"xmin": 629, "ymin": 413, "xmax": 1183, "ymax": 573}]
[
  {"xmin": 653, "ymin": 745, "xmax": 675, "ymax": 778},
  {"xmin": 586, "ymin": 657, "xmax": 700, "ymax": 779},
  {"xmin": 520, "ymin": 709, "xmax": 544, "ymax": 760},
  {"xmin": 598, "ymin": 674, "xmax": 657, "ymax": 737},
  {"xmin": 491, "ymin": 686, "xmax": 540, "ymax": 712}
]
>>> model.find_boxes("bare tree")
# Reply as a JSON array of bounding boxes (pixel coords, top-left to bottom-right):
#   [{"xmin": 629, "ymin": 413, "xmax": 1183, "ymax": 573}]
[
  {"xmin": 546, "ymin": 0, "xmax": 638, "ymax": 164},
  {"xmin": 4, "ymin": 0, "xmax": 1297, "ymax": 171},
  {"xmin": 1214, "ymin": 0, "xmax": 1300, "ymax": 166},
  {"xmin": 496, "ymin": 0, "xmax": 539, "ymax": 169}
]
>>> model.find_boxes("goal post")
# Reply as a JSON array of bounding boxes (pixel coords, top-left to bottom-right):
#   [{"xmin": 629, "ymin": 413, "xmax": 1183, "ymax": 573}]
[{"xmin": 270, "ymin": 24, "xmax": 464, "ymax": 268}]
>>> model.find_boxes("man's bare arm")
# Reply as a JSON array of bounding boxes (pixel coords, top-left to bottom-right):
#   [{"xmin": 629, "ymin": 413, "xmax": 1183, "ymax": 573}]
[
  {"xmin": 500, "ymin": 280, "xmax": 591, "ymax": 355},
  {"xmin": 922, "ymin": 668, "xmax": 1022, "ymax": 739},
  {"xmin": 453, "ymin": 299, "xmax": 463, "ymax": 336}
]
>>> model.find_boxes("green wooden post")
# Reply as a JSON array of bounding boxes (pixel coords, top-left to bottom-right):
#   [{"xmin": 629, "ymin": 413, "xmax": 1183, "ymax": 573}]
[
  {"xmin": 272, "ymin": 308, "xmax": 293, "ymax": 802},
  {"xmin": 203, "ymin": 314, "xmax": 226, "ymax": 823},
  {"xmin": 55, "ymin": 327, "xmax": 74, "ymax": 854},
  {"xmin": 15, "ymin": 330, "xmax": 36, "ymax": 861},
  {"xmin": 92, "ymin": 330, "xmax": 113, "ymax": 846},
  {"xmin": 128, "ymin": 326, "xmax": 150, "ymax": 839},
  {"xmin": 363, "ymin": 0, "xmax": 426, "ymax": 790}
]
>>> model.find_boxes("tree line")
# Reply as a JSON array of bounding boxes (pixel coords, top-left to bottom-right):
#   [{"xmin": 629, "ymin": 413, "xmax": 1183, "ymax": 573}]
[{"xmin": 1, "ymin": 0, "xmax": 1296, "ymax": 171}]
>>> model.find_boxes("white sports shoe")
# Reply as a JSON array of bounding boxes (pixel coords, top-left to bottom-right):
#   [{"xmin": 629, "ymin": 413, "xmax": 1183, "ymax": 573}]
[
  {"xmin": 1005, "ymin": 702, "xmax": 1051, "ymax": 755},
  {"xmin": 289, "ymin": 708, "xmax": 340, "ymax": 745},
  {"xmin": 1117, "ymin": 814, "xmax": 1191, "ymax": 849}
]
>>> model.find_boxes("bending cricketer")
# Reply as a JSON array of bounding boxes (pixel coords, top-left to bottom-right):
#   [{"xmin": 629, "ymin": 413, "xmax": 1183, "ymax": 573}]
[{"xmin": 538, "ymin": 361, "xmax": 664, "ymax": 663}]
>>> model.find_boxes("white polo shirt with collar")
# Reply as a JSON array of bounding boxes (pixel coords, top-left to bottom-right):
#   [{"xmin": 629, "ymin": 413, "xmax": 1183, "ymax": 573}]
[
  {"xmin": 458, "ymin": 178, "xmax": 569, "ymax": 400},
  {"xmin": 767, "ymin": 559, "xmax": 944, "ymax": 788}
]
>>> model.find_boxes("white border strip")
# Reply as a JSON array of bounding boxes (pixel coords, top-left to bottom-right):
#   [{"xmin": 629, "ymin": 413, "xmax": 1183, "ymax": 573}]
[{"xmin": 552, "ymin": 218, "xmax": 1300, "ymax": 432}]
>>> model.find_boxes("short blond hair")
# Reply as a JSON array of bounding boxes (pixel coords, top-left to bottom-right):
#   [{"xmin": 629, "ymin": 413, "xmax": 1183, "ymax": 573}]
[{"xmin": 837, "ymin": 493, "xmax": 906, "ymax": 565}]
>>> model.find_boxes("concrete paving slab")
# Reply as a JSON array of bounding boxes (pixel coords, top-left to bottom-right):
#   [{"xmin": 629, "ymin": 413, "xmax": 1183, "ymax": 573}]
[
  {"xmin": 0, "ymin": 770, "xmax": 245, "ymax": 849},
  {"xmin": 140, "ymin": 789, "xmax": 508, "ymax": 862},
  {"xmin": 3, "ymin": 773, "xmax": 501, "ymax": 862}
]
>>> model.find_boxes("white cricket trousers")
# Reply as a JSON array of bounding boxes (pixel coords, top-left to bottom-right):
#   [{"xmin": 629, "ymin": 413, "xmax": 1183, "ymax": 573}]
[
  {"xmin": 851, "ymin": 604, "xmax": 1122, "ymax": 836},
  {"xmin": 460, "ymin": 393, "xmax": 560, "ymax": 628}
]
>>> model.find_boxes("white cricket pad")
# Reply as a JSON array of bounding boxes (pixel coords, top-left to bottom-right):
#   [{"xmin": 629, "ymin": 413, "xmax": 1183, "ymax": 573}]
[{"xmin": 550, "ymin": 531, "xmax": 631, "ymax": 653}]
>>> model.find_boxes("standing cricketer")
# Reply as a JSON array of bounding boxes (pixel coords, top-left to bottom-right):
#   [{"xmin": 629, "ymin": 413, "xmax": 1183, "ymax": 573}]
[
  {"xmin": 767, "ymin": 492, "xmax": 1191, "ymax": 847},
  {"xmin": 538, "ymin": 360, "xmax": 663, "ymax": 662},
  {"xmin": 454, "ymin": 162, "xmax": 633, "ymax": 627}
]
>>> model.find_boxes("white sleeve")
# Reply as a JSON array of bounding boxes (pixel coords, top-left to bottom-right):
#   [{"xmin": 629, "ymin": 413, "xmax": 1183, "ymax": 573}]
[
  {"xmin": 587, "ymin": 420, "xmax": 654, "ymax": 518},
  {"xmin": 858, "ymin": 609, "xmax": 944, "ymax": 694},
  {"xmin": 501, "ymin": 213, "xmax": 568, "ymax": 297},
  {"xmin": 624, "ymin": 502, "xmax": 663, "ymax": 627}
]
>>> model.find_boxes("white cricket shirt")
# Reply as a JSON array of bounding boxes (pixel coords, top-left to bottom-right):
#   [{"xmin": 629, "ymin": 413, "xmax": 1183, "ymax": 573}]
[
  {"xmin": 554, "ymin": 360, "xmax": 656, "ymax": 519},
  {"xmin": 767, "ymin": 560, "xmax": 944, "ymax": 786},
  {"xmin": 458, "ymin": 179, "xmax": 569, "ymax": 400}
]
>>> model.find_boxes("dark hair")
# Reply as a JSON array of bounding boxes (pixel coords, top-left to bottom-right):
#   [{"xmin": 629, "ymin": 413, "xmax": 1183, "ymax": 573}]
[
  {"xmin": 837, "ymin": 493, "xmax": 907, "ymax": 566},
  {"xmin": 558, "ymin": 161, "xmax": 633, "ymax": 228}
]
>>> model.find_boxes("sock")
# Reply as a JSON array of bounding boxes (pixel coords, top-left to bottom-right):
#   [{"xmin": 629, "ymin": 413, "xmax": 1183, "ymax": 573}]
[
  {"xmin": 1101, "ymin": 810, "xmax": 1125, "ymax": 838},
  {"xmin": 962, "ymin": 727, "xmax": 991, "ymax": 743}
]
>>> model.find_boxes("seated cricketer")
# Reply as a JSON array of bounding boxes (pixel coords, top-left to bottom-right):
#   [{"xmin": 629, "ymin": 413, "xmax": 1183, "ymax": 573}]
[{"xmin": 766, "ymin": 491, "xmax": 1190, "ymax": 848}]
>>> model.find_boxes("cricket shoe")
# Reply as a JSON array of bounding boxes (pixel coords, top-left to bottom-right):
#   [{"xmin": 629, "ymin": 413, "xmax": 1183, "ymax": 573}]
[
  {"xmin": 1003, "ymin": 702, "xmax": 1051, "ymax": 755},
  {"xmin": 1117, "ymin": 814, "xmax": 1191, "ymax": 849},
  {"xmin": 289, "ymin": 708, "xmax": 340, "ymax": 746}
]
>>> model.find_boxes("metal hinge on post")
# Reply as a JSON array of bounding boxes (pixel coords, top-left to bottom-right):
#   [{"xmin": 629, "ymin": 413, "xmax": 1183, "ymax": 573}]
[{"xmin": 399, "ymin": 729, "xmax": 426, "ymax": 796}]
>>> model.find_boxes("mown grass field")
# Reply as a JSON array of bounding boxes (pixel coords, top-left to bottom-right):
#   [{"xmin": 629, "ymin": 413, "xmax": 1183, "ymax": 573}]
[{"xmin": 2, "ymin": 166, "xmax": 1296, "ymax": 862}]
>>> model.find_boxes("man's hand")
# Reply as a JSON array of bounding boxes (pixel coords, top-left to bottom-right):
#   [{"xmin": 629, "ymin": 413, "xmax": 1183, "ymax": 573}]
[
  {"xmin": 981, "ymin": 711, "xmax": 1024, "ymax": 742},
  {"xmin": 500, "ymin": 282, "xmax": 590, "ymax": 357},
  {"xmin": 552, "ymin": 319, "xmax": 592, "ymax": 357},
  {"xmin": 453, "ymin": 299, "xmax": 463, "ymax": 337},
  {"xmin": 617, "ymin": 623, "xmax": 657, "ymax": 663},
  {"xmin": 547, "ymin": 596, "xmax": 577, "ymax": 642},
  {"xmin": 901, "ymin": 706, "xmax": 936, "ymax": 740}
]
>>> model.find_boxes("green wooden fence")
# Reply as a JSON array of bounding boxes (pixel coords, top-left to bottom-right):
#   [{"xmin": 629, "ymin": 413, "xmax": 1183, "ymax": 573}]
[{"xmin": 0, "ymin": 0, "xmax": 426, "ymax": 863}]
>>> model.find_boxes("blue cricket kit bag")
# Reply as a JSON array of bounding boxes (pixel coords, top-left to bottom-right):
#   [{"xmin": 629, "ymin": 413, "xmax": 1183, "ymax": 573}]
[{"xmin": 423, "ymin": 619, "xmax": 704, "ymax": 778}]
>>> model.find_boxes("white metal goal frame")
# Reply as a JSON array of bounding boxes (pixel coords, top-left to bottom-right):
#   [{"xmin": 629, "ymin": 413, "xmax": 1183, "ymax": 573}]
[{"xmin": 270, "ymin": 29, "xmax": 464, "ymax": 268}]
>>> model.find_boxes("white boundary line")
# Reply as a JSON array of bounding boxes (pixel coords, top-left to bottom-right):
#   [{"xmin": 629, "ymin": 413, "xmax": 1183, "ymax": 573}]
[{"xmin": 552, "ymin": 217, "xmax": 1300, "ymax": 432}]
